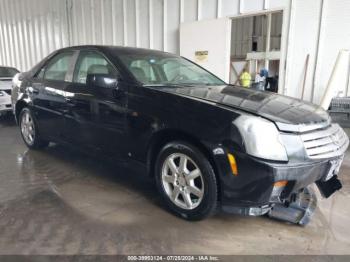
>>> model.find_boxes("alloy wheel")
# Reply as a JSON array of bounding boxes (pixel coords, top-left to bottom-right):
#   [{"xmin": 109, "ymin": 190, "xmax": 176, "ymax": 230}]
[
  {"xmin": 21, "ymin": 111, "xmax": 35, "ymax": 145},
  {"xmin": 161, "ymin": 153, "xmax": 204, "ymax": 210}
]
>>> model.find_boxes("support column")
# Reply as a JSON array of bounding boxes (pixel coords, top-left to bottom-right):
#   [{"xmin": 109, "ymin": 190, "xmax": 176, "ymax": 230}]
[{"xmin": 265, "ymin": 13, "xmax": 272, "ymax": 70}]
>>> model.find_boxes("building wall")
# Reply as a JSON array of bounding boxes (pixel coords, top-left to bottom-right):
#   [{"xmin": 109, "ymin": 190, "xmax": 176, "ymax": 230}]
[
  {"xmin": 312, "ymin": 0, "xmax": 350, "ymax": 102},
  {"xmin": 0, "ymin": 0, "xmax": 289, "ymax": 71},
  {"xmin": 283, "ymin": 0, "xmax": 322, "ymax": 100},
  {"xmin": 0, "ymin": 0, "xmax": 349, "ymax": 104},
  {"xmin": 0, "ymin": 0, "xmax": 69, "ymax": 71}
]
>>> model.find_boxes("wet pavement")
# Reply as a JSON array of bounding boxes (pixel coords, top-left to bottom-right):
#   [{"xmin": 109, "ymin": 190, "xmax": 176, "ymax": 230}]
[{"xmin": 0, "ymin": 114, "xmax": 350, "ymax": 255}]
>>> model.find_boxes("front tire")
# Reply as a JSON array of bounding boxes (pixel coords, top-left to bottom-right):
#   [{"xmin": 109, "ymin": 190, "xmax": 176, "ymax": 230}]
[
  {"xmin": 155, "ymin": 141, "xmax": 218, "ymax": 220},
  {"xmin": 19, "ymin": 107, "xmax": 49, "ymax": 149}
]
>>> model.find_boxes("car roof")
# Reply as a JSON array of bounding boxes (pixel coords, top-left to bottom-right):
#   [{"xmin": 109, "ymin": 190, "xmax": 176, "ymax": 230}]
[{"xmin": 59, "ymin": 45, "xmax": 176, "ymax": 56}]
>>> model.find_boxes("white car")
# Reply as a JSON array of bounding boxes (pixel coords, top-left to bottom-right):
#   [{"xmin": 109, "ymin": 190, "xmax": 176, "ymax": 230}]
[{"xmin": 0, "ymin": 66, "xmax": 19, "ymax": 116}]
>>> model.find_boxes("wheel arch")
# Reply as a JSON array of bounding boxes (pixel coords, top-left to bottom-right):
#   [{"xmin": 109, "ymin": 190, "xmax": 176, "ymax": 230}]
[
  {"xmin": 15, "ymin": 100, "xmax": 28, "ymax": 124},
  {"xmin": 146, "ymin": 129, "xmax": 221, "ymax": 200}
]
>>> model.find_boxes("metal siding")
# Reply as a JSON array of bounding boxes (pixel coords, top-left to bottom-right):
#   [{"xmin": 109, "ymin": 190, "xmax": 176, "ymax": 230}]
[
  {"xmin": 125, "ymin": 0, "xmax": 136, "ymax": 47},
  {"xmin": 151, "ymin": 0, "xmax": 164, "ymax": 51},
  {"xmin": 113, "ymin": 0, "xmax": 125, "ymax": 46},
  {"xmin": 165, "ymin": 0, "xmax": 180, "ymax": 53},
  {"xmin": 220, "ymin": 0, "xmax": 240, "ymax": 17},
  {"xmin": 199, "ymin": 0, "xmax": 217, "ymax": 20},
  {"xmin": 137, "ymin": 0, "xmax": 150, "ymax": 48},
  {"xmin": 241, "ymin": 0, "xmax": 264, "ymax": 13},
  {"xmin": 0, "ymin": 0, "xmax": 68, "ymax": 70},
  {"xmin": 0, "ymin": 0, "xmax": 291, "ymax": 71},
  {"xmin": 313, "ymin": 0, "xmax": 350, "ymax": 102},
  {"xmin": 268, "ymin": 0, "xmax": 289, "ymax": 9},
  {"xmin": 182, "ymin": 0, "xmax": 197, "ymax": 22},
  {"xmin": 0, "ymin": 0, "xmax": 286, "ymax": 71}
]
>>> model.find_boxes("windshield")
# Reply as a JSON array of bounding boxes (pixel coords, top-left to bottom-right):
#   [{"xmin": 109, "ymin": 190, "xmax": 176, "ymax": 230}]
[
  {"xmin": 0, "ymin": 67, "xmax": 19, "ymax": 78},
  {"xmin": 118, "ymin": 53, "xmax": 225, "ymax": 86}
]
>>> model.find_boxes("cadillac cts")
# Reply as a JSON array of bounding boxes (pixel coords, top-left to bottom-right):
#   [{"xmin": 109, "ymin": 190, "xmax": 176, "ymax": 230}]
[{"xmin": 12, "ymin": 46, "xmax": 349, "ymax": 223}]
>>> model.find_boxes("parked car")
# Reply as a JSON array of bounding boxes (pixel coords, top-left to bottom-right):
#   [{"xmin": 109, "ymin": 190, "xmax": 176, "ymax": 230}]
[
  {"xmin": 11, "ymin": 46, "xmax": 349, "ymax": 223},
  {"xmin": 0, "ymin": 66, "xmax": 19, "ymax": 116}
]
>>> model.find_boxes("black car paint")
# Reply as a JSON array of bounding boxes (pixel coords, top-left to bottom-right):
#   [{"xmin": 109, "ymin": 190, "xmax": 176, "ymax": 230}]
[
  {"xmin": 12, "ymin": 45, "xmax": 332, "ymax": 210},
  {"xmin": 164, "ymin": 85, "xmax": 329, "ymax": 125}
]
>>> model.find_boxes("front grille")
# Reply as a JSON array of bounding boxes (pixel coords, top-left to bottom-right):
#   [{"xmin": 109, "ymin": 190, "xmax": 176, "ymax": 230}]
[{"xmin": 301, "ymin": 124, "xmax": 349, "ymax": 159}]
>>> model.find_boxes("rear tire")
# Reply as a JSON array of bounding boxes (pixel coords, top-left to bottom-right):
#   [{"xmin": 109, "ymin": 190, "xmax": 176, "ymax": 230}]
[
  {"xmin": 155, "ymin": 141, "xmax": 218, "ymax": 221},
  {"xmin": 19, "ymin": 107, "xmax": 49, "ymax": 149}
]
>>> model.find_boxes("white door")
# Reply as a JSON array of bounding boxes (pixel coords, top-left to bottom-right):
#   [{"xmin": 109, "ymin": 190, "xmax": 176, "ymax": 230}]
[{"xmin": 180, "ymin": 18, "xmax": 232, "ymax": 83}]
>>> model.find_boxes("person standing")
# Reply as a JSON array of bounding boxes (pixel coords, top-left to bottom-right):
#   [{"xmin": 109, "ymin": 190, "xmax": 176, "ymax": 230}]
[
  {"xmin": 240, "ymin": 68, "xmax": 251, "ymax": 88},
  {"xmin": 260, "ymin": 68, "xmax": 269, "ymax": 90},
  {"xmin": 253, "ymin": 69, "xmax": 268, "ymax": 91}
]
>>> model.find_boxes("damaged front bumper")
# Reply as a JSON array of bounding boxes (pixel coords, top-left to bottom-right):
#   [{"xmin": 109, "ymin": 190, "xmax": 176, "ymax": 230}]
[
  {"xmin": 218, "ymin": 152, "xmax": 345, "ymax": 225},
  {"xmin": 268, "ymin": 174, "xmax": 342, "ymax": 225},
  {"xmin": 268, "ymin": 186, "xmax": 317, "ymax": 225}
]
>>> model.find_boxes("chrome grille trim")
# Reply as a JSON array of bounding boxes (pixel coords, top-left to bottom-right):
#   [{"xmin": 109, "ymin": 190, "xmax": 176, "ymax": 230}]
[
  {"xmin": 301, "ymin": 124, "xmax": 349, "ymax": 159},
  {"xmin": 276, "ymin": 117, "xmax": 331, "ymax": 133}
]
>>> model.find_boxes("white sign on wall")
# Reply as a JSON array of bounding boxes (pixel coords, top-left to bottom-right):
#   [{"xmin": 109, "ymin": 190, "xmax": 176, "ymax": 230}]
[{"xmin": 180, "ymin": 18, "xmax": 232, "ymax": 82}]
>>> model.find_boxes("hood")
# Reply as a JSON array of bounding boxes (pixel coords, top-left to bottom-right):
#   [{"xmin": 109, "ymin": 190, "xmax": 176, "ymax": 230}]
[
  {"xmin": 0, "ymin": 78, "xmax": 12, "ymax": 90},
  {"xmin": 157, "ymin": 85, "xmax": 330, "ymax": 131}
]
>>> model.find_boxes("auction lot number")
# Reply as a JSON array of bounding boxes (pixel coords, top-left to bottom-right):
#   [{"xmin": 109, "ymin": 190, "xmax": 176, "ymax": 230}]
[{"xmin": 128, "ymin": 256, "xmax": 219, "ymax": 261}]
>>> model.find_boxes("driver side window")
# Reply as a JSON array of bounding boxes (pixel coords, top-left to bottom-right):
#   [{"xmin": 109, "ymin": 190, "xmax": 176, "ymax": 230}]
[{"xmin": 73, "ymin": 51, "xmax": 117, "ymax": 84}]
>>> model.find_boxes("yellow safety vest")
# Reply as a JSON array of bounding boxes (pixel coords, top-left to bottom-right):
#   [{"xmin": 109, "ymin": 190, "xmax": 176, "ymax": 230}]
[{"xmin": 240, "ymin": 72, "xmax": 251, "ymax": 87}]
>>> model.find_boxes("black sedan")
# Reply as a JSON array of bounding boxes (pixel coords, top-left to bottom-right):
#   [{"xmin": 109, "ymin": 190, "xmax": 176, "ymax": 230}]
[{"xmin": 12, "ymin": 46, "xmax": 349, "ymax": 223}]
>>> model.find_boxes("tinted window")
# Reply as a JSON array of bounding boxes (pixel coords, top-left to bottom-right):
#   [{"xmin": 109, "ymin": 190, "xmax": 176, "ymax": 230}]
[
  {"xmin": 43, "ymin": 52, "xmax": 74, "ymax": 81},
  {"xmin": 0, "ymin": 67, "xmax": 19, "ymax": 77},
  {"xmin": 73, "ymin": 51, "xmax": 117, "ymax": 84}
]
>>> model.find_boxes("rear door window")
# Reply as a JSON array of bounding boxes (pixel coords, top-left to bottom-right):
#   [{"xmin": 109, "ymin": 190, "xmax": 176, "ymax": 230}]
[{"xmin": 42, "ymin": 52, "xmax": 74, "ymax": 82}]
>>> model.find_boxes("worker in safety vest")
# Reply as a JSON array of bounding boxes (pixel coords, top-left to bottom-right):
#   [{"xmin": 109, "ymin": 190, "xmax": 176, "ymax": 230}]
[{"xmin": 239, "ymin": 68, "xmax": 251, "ymax": 88}]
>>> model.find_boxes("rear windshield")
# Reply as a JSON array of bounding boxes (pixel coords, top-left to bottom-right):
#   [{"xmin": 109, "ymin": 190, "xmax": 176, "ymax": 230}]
[{"xmin": 0, "ymin": 67, "xmax": 19, "ymax": 77}]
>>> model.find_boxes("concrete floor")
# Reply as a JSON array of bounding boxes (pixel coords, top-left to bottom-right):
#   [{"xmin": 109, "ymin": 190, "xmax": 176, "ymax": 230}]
[{"xmin": 0, "ymin": 114, "xmax": 350, "ymax": 255}]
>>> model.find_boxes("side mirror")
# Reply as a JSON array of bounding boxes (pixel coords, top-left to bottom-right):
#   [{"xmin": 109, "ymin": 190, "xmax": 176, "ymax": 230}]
[{"xmin": 86, "ymin": 74, "xmax": 118, "ymax": 89}]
